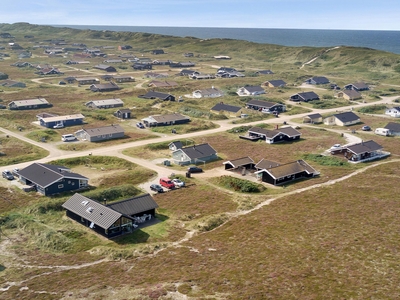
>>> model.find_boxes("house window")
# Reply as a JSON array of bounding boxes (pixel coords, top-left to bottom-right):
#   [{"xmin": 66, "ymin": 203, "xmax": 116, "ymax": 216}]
[
  {"xmin": 58, "ymin": 184, "xmax": 64, "ymax": 189},
  {"xmin": 68, "ymin": 180, "xmax": 71, "ymax": 184}
]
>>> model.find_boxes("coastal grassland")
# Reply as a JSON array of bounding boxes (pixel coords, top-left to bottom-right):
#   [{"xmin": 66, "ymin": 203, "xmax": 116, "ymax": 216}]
[
  {"xmin": 0, "ymin": 135, "xmax": 48, "ymax": 166},
  {"xmin": 4, "ymin": 159, "xmax": 400, "ymax": 299}
]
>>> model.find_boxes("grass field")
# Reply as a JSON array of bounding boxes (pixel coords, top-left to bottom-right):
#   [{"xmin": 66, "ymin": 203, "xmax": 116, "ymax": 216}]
[{"xmin": 1, "ymin": 23, "xmax": 400, "ymax": 299}]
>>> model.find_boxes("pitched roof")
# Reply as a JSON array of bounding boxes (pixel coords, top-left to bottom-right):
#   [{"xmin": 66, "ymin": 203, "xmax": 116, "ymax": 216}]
[
  {"xmin": 257, "ymin": 70, "xmax": 274, "ymax": 75},
  {"xmin": 296, "ymin": 91, "xmax": 320, "ymax": 101},
  {"xmin": 148, "ymin": 80, "xmax": 178, "ymax": 87},
  {"xmin": 80, "ymin": 124, "xmax": 124, "ymax": 137},
  {"xmin": 255, "ymin": 158, "xmax": 280, "ymax": 170},
  {"xmin": 248, "ymin": 126, "xmax": 301, "ymax": 139},
  {"xmin": 150, "ymin": 113, "xmax": 189, "ymax": 123},
  {"xmin": 346, "ymin": 82, "xmax": 369, "ymax": 90},
  {"xmin": 107, "ymin": 193, "xmax": 158, "ymax": 216},
  {"xmin": 18, "ymin": 163, "xmax": 88, "ymax": 188},
  {"xmin": 243, "ymin": 85, "xmax": 265, "ymax": 93},
  {"xmin": 139, "ymin": 91, "xmax": 173, "ymax": 100},
  {"xmin": 346, "ymin": 140, "xmax": 382, "ymax": 155},
  {"xmin": 211, "ymin": 103, "xmax": 242, "ymax": 113},
  {"xmin": 194, "ymin": 87, "xmax": 223, "ymax": 96},
  {"xmin": 305, "ymin": 113, "xmax": 323, "ymax": 119},
  {"xmin": 384, "ymin": 122, "xmax": 400, "ymax": 132},
  {"xmin": 223, "ymin": 156, "xmax": 254, "ymax": 168},
  {"xmin": 340, "ymin": 89, "xmax": 362, "ymax": 99},
  {"xmin": 333, "ymin": 111, "xmax": 360, "ymax": 123},
  {"xmin": 246, "ymin": 99, "xmax": 282, "ymax": 108},
  {"xmin": 308, "ymin": 76, "xmax": 329, "ymax": 84},
  {"xmin": 265, "ymin": 79, "xmax": 286, "ymax": 86},
  {"xmin": 62, "ymin": 193, "xmax": 123, "ymax": 230},
  {"xmin": 259, "ymin": 160, "xmax": 318, "ymax": 179},
  {"xmin": 180, "ymin": 143, "xmax": 217, "ymax": 159}
]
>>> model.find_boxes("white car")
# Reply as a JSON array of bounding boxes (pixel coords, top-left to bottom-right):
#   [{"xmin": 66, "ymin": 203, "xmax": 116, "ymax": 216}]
[
  {"xmin": 172, "ymin": 178, "xmax": 185, "ymax": 187},
  {"xmin": 330, "ymin": 144, "xmax": 342, "ymax": 150},
  {"xmin": 53, "ymin": 123, "xmax": 64, "ymax": 129}
]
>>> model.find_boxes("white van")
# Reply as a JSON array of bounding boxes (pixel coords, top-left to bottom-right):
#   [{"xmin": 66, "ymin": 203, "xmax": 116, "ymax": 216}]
[
  {"xmin": 374, "ymin": 128, "xmax": 390, "ymax": 136},
  {"xmin": 61, "ymin": 134, "xmax": 76, "ymax": 142}
]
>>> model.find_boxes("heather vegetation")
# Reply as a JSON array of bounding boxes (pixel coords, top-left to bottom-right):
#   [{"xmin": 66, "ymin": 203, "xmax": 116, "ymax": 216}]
[{"xmin": 0, "ymin": 23, "xmax": 400, "ymax": 299}]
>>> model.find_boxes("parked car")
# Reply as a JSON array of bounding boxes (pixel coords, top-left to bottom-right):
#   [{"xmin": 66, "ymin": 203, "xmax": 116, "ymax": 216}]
[
  {"xmin": 172, "ymin": 178, "xmax": 185, "ymax": 187},
  {"xmin": 136, "ymin": 122, "xmax": 145, "ymax": 129},
  {"xmin": 330, "ymin": 144, "xmax": 342, "ymax": 150},
  {"xmin": 53, "ymin": 123, "xmax": 64, "ymax": 129},
  {"xmin": 159, "ymin": 177, "xmax": 175, "ymax": 189},
  {"xmin": 61, "ymin": 134, "xmax": 76, "ymax": 142},
  {"xmin": 150, "ymin": 184, "xmax": 164, "ymax": 193},
  {"xmin": 2, "ymin": 170, "xmax": 14, "ymax": 180},
  {"xmin": 361, "ymin": 125, "xmax": 371, "ymax": 131},
  {"xmin": 12, "ymin": 168, "xmax": 20, "ymax": 176},
  {"xmin": 59, "ymin": 81, "xmax": 66, "ymax": 85},
  {"xmin": 187, "ymin": 166, "xmax": 203, "ymax": 173}
]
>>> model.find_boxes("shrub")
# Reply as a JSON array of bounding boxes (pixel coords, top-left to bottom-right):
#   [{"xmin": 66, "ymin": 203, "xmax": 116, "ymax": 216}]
[
  {"xmin": 358, "ymin": 105, "xmax": 387, "ymax": 114},
  {"xmin": 82, "ymin": 184, "xmax": 141, "ymax": 202},
  {"xmin": 216, "ymin": 176, "xmax": 265, "ymax": 193}
]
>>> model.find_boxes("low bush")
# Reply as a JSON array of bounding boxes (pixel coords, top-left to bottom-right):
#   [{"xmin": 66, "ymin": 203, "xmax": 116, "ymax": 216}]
[
  {"xmin": 216, "ymin": 176, "xmax": 266, "ymax": 193},
  {"xmin": 82, "ymin": 184, "xmax": 142, "ymax": 202},
  {"xmin": 358, "ymin": 105, "xmax": 387, "ymax": 114}
]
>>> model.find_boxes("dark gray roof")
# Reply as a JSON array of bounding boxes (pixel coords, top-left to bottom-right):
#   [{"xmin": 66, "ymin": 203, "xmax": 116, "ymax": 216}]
[
  {"xmin": 257, "ymin": 70, "xmax": 274, "ymax": 74},
  {"xmin": 333, "ymin": 111, "xmax": 360, "ymax": 123},
  {"xmin": 139, "ymin": 91, "xmax": 173, "ymax": 100},
  {"xmin": 107, "ymin": 194, "xmax": 158, "ymax": 216},
  {"xmin": 255, "ymin": 158, "xmax": 280, "ymax": 170},
  {"xmin": 211, "ymin": 103, "xmax": 242, "ymax": 113},
  {"xmin": 346, "ymin": 140, "xmax": 383, "ymax": 155},
  {"xmin": 384, "ymin": 122, "xmax": 400, "ymax": 132},
  {"xmin": 18, "ymin": 163, "xmax": 88, "ymax": 188},
  {"xmin": 261, "ymin": 160, "xmax": 318, "ymax": 179},
  {"xmin": 297, "ymin": 91, "xmax": 320, "ymax": 101},
  {"xmin": 308, "ymin": 76, "xmax": 329, "ymax": 84},
  {"xmin": 62, "ymin": 193, "xmax": 123, "ymax": 230},
  {"xmin": 248, "ymin": 126, "xmax": 301, "ymax": 139},
  {"xmin": 223, "ymin": 156, "xmax": 254, "ymax": 168},
  {"xmin": 266, "ymin": 79, "xmax": 286, "ymax": 86},
  {"xmin": 305, "ymin": 113, "xmax": 323, "ymax": 119},
  {"xmin": 246, "ymin": 99, "xmax": 283, "ymax": 109},
  {"xmin": 169, "ymin": 141, "xmax": 183, "ymax": 149},
  {"xmin": 345, "ymin": 82, "xmax": 369, "ymax": 90},
  {"xmin": 243, "ymin": 85, "xmax": 265, "ymax": 92},
  {"xmin": 180, "ymin": 143, "xmax": 217, "ymax": 159}
]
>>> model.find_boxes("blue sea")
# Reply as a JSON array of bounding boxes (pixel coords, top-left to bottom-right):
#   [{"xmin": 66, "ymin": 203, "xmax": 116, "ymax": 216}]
[{"xmin": 55, "ymin": 25, "xmax": 400, "ymax": 55}]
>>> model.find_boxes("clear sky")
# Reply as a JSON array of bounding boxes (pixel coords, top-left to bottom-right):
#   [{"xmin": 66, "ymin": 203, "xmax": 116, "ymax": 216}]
[{"xmin": 1, "ymin": 0, "xmax": 399, "ymax": 31}]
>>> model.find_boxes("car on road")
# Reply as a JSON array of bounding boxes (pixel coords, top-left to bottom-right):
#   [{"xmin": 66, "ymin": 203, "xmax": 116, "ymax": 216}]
[
  {"xmin": 361, "ymin": 125, "xmax": 371, "ymax": 131},
  {"xmin": 53, "ymin": 123, "xmax": 64, "ymax": 129},
  {"xmin": 172, "ymin": 178, "xmax": 185, "ymax": 187},
  {"xmin": 187, "ymin": 166, "xmax": 203, "ymax": 173},
  {"xmin": 2, "ymin": 170, "xmax": 14, "ymax": 180},
  {"xmin": 330, "ymin": 144, "xmax": 342, "ymax": 150},
  {"xmin": 136, "ymin": 122, "xmax": 145, "ymax": 129},
  {"xmin": 150, "ymin": 184, "xmax": 164, "ymax": 193}
]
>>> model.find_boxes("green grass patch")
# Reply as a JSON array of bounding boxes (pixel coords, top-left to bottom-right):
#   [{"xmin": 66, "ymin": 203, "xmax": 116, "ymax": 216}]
[
  {"xmin": 26, "ymin": 129, "xmax": 58, "ymax": 142},
  {"xmin": 302, "ymin": 153, "xmax": 350, "ymax": 167},
  {"xmin": 357, "ymin": 104, "xmax": 387, "ymax": 114}
]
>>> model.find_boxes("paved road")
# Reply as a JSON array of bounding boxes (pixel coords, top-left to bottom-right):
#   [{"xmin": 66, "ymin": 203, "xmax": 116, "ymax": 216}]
[{"xmin": 1, "ymin": 95, "xmax": 398, "ymax": 189}]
